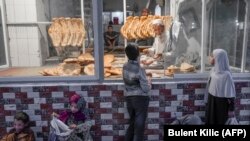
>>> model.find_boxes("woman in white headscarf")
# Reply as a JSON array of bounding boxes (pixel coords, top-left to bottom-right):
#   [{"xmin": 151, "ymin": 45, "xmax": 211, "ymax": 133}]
[{"xmin": 205, "ymin": 49, "xmax": 236, "ymax": 125}]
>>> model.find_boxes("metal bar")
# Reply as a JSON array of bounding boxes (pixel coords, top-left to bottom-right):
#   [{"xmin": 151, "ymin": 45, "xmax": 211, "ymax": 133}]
[
  {"xmin": 233, "ymin": 0, "xmax": 240, "ymax": 66},
  {"xmin": 241, "ymin": 0, "xmax": 249, "ymax": 72},
  {"xmin": 201, "ymin": 0, "xmax": 207, "ymax": 72},
  {"xmin": 81, "ymin": 0, "xmax": 85, "ymax": 53},
  {"xmin": 0, "ymin": 0, "xmax": 10, "ymax": 68},
  {"xmin": 146, "ymin": 0, "xmax": 151, "ymax": 9},
  {"xmin": 123, "ymin": 0, "xmax": 127, "ymax": 47},
  {"xmin": 7, "ymin": 22, "xmax": 52, "ymax": 25},
  {"xmin": 92, "ymin": 0, "xmax": 104, "ymax": 82}
]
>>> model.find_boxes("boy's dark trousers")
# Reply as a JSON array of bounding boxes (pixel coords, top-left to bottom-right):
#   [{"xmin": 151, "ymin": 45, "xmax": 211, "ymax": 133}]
[{"xmin": 125, "ymin": 96, "xmax": 149, "ymax": 141}]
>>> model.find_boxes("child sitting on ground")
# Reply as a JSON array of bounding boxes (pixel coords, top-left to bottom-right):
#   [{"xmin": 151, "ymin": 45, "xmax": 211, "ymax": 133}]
[{"xmin": 0, "ymin": 111, "xmax": 35, "ymax": 141}]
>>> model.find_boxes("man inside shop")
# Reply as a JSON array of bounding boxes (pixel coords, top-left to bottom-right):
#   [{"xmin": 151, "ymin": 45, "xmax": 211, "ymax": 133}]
[
  {"xmin": 104, "ymin": 25, "xmax": 120, "ymax": 48},
  {"xmin": 141, "ymin": 19, "xmax": 168, "ymax": 67}
]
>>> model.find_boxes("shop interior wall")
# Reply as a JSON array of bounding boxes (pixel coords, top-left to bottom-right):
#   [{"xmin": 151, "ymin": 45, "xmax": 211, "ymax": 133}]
[{"xmin": 0, "ymin": 81, "xmax": 249, "ymax": 141}]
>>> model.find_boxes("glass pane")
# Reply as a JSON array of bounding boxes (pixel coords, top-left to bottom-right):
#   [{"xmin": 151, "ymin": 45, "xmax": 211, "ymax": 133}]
[
  {"xmin": 47, "ymin": 0, "xmax": 81, "ymax": 20},
  {"xmin": 205, "ymin": 0, "xmax": 246, "ymax": 73},
  {"xmin": 102, "ymin": 0, "xmax": 173, "ymax": 80},
  {"xmin": 165, "ymin": 0, "xmax": 202, "ymax": 77},
  {"xmin": 0, "ymin": 8, "xmax": 7, "ymax": 66},
  {"xmin": 0, "ymin": 0, "xmax": 95, "ymax": 77},
  {"xmin": 102, "ymin": 0, "xmax": 124, "ymax": 79},
  {"xmin": 45, "ymin": 0, "xmax": 95, "ymax": 77}
]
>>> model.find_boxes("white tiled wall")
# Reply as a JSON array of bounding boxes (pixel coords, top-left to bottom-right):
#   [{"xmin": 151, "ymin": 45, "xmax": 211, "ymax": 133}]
[
  {"xmin": 6, "ymin": 0, "xmax": 42, "ymax": 67},
  {"xmin": 8, "ymin": 26, "xmax": 41, "ymax": 67},
  {"xmin": 5, "ymin": 0, "xmax": 37, "ymax": 22}
]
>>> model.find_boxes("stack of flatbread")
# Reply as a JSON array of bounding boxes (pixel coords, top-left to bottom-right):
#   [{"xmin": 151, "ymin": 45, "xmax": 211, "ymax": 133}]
[
  {"xmin": 40, "ymin": 62, "xmax": 82, "ymax": 76},
  {"xmin": 40, "ymin": 53, "xmax": 123, "ymax": 77},
  {"xmin": 180, "ymin": 62, "xmax": 195, "ymax": 72},
  {"xmin": 121, "ymin": 15, "xmax": 173, "ymax": 40},
  {"xmin": 104, "ymin": 54, "xmax": 115, "ymax": 68},
  {"xmin": 40, "ymin": 53, "xmax": 95, "ymax": 76},
  {"xmin": 48, "ymin": 17, "xmax": 86, "ymax": 47},
  {"xmin": 103, "ymin": 54, "xmax": 123, "ymax": 77},
  {"xmin": 165, "ymin": 65, "xmax": 179, "ymax": 76},
  {"xmin": 57, "ymin": 63, "xmax": 82, "ymax": 76},
  {"xmin": 84, "ymin": 63, "xmax": 95, "ymax": 75},
  {"xmin": 78, "ymin": 53, "xmax": 94, "ymax": 65}
]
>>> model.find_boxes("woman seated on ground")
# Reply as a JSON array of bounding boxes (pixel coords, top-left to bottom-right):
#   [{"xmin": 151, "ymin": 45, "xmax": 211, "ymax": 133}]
[{"xmin": 50, "ymin": 93, "xmax": 92, "ymax": 141}]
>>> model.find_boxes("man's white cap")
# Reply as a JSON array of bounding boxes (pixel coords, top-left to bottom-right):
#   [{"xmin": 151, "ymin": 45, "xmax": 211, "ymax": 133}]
[{"xmin": 152, "ymin": 19, "xmax": 164, "ymax": 25}]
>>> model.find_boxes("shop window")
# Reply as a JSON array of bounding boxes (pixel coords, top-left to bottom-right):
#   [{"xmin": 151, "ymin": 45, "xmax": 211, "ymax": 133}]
[
  {"xmin": 0, "ymin": 8, "xmax": 7, "ymax": 66},
  {"xmin": 205, "ymin": 0, "xmax": 248, "ymax": 73},
  {"xmin": 0, "ymin": 0, "xmax": 98, "ymax": 78},
  {"xmin": 0, "ymin": 0, "xmax": 249, "ymax": 82}
]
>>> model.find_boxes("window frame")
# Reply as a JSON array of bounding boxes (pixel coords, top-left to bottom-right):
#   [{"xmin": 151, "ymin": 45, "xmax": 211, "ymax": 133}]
[{"xmin": 0, "ymin": 0, "xmax": 249, "ymax": 84}]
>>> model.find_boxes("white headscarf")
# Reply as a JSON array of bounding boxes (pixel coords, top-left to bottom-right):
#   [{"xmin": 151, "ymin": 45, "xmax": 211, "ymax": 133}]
[{"xmin": 207, "ymin": 49, "xmax": 236, "ymax": 99}]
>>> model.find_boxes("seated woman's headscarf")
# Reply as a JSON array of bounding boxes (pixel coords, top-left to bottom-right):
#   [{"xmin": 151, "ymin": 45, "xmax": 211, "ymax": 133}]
[{"xmin": 59, "ymin": 93, "xmax": 86, "ymax": 123}]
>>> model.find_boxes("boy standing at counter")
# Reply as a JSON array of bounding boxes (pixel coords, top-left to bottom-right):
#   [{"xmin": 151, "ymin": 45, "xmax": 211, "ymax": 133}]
[{"xmin": 123, "ymin": 43, "xmax": 151, "ymax": 141}]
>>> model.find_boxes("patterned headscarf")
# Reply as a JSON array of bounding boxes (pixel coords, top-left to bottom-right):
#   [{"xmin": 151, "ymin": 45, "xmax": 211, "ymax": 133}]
[
  {"xmin": 70, "ymin": 94, "xmax": 86, "ymax": 110},
  {"xmin": 58, "ymin": 93, "xmax": 86, "ymax": 123}
]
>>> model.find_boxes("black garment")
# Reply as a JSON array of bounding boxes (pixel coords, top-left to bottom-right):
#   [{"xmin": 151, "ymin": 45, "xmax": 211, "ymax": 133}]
[
  {"xmin": 205, "ymin": 93, "xmax": 235, "ymax": 125},
  {"xmin": 104, "ymin": 31, "xmax": 119, "ymax": 46},
  {"xmin": 125, "ymin": 96, "xmax": 149, "ymax": 141}
]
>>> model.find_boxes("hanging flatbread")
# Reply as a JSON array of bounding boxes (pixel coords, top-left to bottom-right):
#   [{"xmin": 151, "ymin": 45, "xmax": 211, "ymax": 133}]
[
  {"xmin": 121, "ymin": 16, "xmax": 134, "ymax": 39},
  {"xmin": 48, "ymin": 18, "xmax": 62, "ymax": 47}
]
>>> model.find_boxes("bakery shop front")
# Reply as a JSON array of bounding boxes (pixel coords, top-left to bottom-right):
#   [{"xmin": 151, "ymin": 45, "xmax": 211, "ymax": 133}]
[{"xmin": 0, "ymin": 0, "xmax": 250, "ymax": 140}]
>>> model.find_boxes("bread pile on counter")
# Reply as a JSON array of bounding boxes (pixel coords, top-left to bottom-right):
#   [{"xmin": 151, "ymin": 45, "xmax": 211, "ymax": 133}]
[
  {"xmin": 121, "ymin": 15, "xmax": 172, "ymax": 40},
  {"xmin": 180, "ymin": 62, "xmax": 195, "ymax": 72},
  {"xmin": 40, "ymin": 53, "xmax": 122, "ymax": 77},
  {"xmin": 165, "ymin": 62, "xmax": 195, "ymax": 76},
  {"xmin": 40, "ymin": 53, "xmax": 94, "ymax": 76},
  {"xmin": 103, "ymin": 54, "xmax": 122, "ymax": 77},
  {"xmin": 48, "ymin": 17, "xmax": 86, "ymax": 47}
]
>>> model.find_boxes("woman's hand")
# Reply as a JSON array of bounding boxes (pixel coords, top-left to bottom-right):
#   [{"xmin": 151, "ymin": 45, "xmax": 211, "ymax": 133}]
[
  {"xmin": 153, "ymin": 54, "xmax": 162, "ymax": 60},
  {"xmin": 51, "ymin": 112, "xmax": 59, "ymax": 118},
  {"xmin": 142, "ymin": 49, "xmax": 149, "ymax": 54},
  {"xmin": 141, "ymin": 60, "xmax": 154, "ymax": 66},
  {"xmin": 69, "ymin": 124, "xmax": 77, "ymax": 129}
]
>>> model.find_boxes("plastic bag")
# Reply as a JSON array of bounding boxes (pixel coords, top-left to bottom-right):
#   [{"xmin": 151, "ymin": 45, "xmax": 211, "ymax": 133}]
[
  {"xmin": 50, "ymin": 116, "xmax": 73, "ymax": 137},
  {"xmin": 225, "ymin": 117, "xmax": 239, "ymax": 125}
]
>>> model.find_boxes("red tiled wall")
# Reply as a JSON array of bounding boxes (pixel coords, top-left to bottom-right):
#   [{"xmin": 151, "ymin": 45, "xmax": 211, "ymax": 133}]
[{"xmin": 0, "ymin": 82, "xmax": 250, "ymax": 141}]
